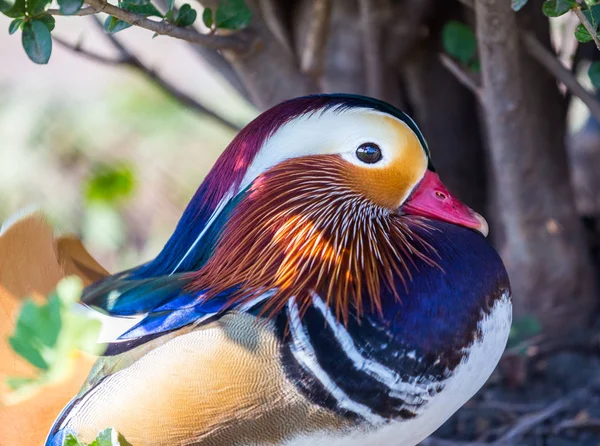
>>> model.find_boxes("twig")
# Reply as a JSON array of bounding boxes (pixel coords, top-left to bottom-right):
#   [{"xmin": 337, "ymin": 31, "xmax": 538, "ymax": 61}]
[
  {"xmin": 47, "ymin": 6, "xmax": 97, "ymax": 16},
  {"xmin": 439, "ymin": 53, "xmax": 483, "ymax": 101},
  {"xmin": 300, "ymin": 0, "xmax": 332, "ymax": 77},
  {"xmin": 522, "ymin": 31, "xmax": 600, "ymax": 123},
  {"xmin": 56, "ymin": 21, "xmax": 242, "ymax": 132},
  {"xmin": 258, "ymin": 0, "xmax": 293, "ymax": 53},
  {"xmin": 424, "ymin": 379, "xmax": 600, "ymax": 446},
  {"xmin": 358, "ymin": 0, "xmax": 384, "ymax": 98},
  {"xmin": 467, "ymin": 400, "xmax": 546, "ymax": 413},
  {"xmin": 491, "ymin": 382, "xmax": 597, "ymax": 445},
  {"xmin": 573, "ymin": 5, "xmax": 600, "ymax": 51},
  {"xmin": 82, "ymin": 0, "xmax": 251, "ymax": 52},
  {"xmin": 553, "ymin": 416, "xmax": 600, "ymax": 433},
  {"xmin": 53, "ymin": 35, "xmax": 125, "ymax": 65},
  {"xmin": 456, "ymin": 0, "xmax": 474, "ymax": 9}
]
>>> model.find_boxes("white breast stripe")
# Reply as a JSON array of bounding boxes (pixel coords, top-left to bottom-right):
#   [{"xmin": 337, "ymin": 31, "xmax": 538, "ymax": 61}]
[
  {"xmin": 287, "ymin": 298, "xmax": 386, "ymax": 425},
  {"xmin": 311, "ymin": 293, "xmax": 432, "ymax": 405},
  {"xmin": 238, "ymin": 290, "xmax": 275, "ymax": 311}
]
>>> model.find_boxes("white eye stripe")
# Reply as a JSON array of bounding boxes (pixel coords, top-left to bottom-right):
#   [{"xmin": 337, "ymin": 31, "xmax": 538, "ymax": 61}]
[{"xmin": 239, "ymin": 108, "xmax": 418, "ymax": 189}]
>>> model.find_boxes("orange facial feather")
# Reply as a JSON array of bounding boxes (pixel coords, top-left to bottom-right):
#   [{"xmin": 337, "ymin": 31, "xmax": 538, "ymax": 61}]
[
  {"xmin": 348, "ymin": 116, "xmax": 428, "ymax": 209},
  {"xmin": 188, "ymin": 155, "xmax": 440, "ymax": 323}
]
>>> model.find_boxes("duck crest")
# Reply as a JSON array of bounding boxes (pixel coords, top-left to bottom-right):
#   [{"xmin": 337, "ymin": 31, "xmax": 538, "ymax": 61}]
[{"xmin": 187, "ymin": 154, "xmax": 440, "ymax": 322}]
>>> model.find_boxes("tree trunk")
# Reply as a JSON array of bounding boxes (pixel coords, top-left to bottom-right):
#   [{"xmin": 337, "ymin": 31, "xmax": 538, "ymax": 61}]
[
  {"xmin": 221, "ymin": 0, "xmax": 318, "ymax": 109},
  {"xmin": 475, "ymin": 0, "xmax": 597, "ymax": 338},
  {"xmin": 401, "ymin": 2, "xmax": 487, "ymax": 213}
]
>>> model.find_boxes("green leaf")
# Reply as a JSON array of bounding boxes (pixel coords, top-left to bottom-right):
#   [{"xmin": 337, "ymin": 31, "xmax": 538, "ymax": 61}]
[
  {"xmin": 5, "ymin": 376, "xmax": 36, "ymax": 390},
  {"xmin": 175, "ymin": 3, "xmax": 196, "ymax": 27},
  {"xmin": 589, "ymin": 61, "xmax": 600, "ymax": 89},
  {"xmin": 202, "ymin": 7, "xmax": 213, "ymax": 27},
  {"xmin": 64, "ymin": 429, "xmax": 132, "ymax": 446},
  {"xmin": 0, "ymin": 0, "xmax": 26, "ymax": 19},
  {"xmin": 22, "ymin": 19, "xmax": 52, "ymax": 64},
  {"xmin": 57, "ymin": 0, "xmax": 83, "ymax": 15},
  {"xmin": 8, "ymin": 295, "xmax": 63, "ymax": 369},
  {"xmin": 512, "ymin": 0, "xmax": 528, "ymax": 11},
  {"xmin": 442, "ymin": 21, "xmax": 477, "ymax": 65},
  {"xmin": 468, "ymin": 59, "xmax": 481, "ymax": 73},
  {"xmin": 582, "ymin": 4, "xmax": 600, "ymax": 28},
  {"xmin": 104, "ymin": 16, "xmax": 132, "ymax": 34},
  {"xmin": 9, "ymin": 17, "xmax": 23, "ymax": 34},
  {"xmin": 64, "ymin": 434, "xmax": 86, "ymax": 446},
  {"xmin": 120, "ymin": 0, "xmax": 162, "ymax": 17},
  {"xmin": 39, "ymin": 14, "xmax": 55, "ymax": 31},
  {"xmin": 84, "ymin": 163, "xmax": 136, "ymax": 205},
  {"xmin": 166, "ymin": 0, "xmax": 174, "ymax": 9},
  {"xmin": 8, "ymin": 336, "xmax": 49, "ymax": 369},
  {"xmin": 575, "ymin": 23, "xmax": 594, "ymax": 42},
  {"xmin": 214, "ymin": 0, "xmax": 252, "ymax": 30},
  {"xmin": 542, "ymin": 0, "xmax": 576, "ymax": 17},
  {"xmin": 5, "ymin": 279, "xmax": 105, "ymax": 402},
  {"xmin": 123, "ymin": 0, "xmax": 149, "ymax": 5},
  {"xmin": 91, "ymin": 428, "xmax": 120, "ymax": 446},
  {"xmin": 27, "ymin": 0, "xmax": 51, "ymax": 16}
]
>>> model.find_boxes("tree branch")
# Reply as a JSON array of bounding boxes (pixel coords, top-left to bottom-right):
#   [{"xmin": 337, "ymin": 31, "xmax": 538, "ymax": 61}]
[
  {"xmin": 55, "ymin": 22, "xmax": 242, "ymax": 132},
  {"xmin": 218, "ymin": 0, "xmax": 318, "ymax": 109},
  {"xmin": 47, "ymin": 6, "xmax": 97, "ymax": 16},
  {"xmin": 573, "ymin": 5, "xmax": 600, "ymax": 51},
  {"xmin": 82, "ymin": 0, "xmax": 251, "ymax": 52},
  {"xmin": 358, "ymin": 0, "xmax": 385, "ymax": 98},
  {"xmin": 459, "ymin": 0, "xmax": 600, "ymax": 126},
  {"xmin": 257, "ymin": 0, "xmax": 293, "ymax": 54},
  {"xmin": 522, "ymin": 31, "xmax": 600, "ymax": 123},
  {"xmin": 439, "ymin": 53, "xmax": 483, "ymax": 101},
  {"xmin": 53, "ymin": 35, "xmax": 125, "ymax": 65},
  {"xmin": 300, "ymin": 0, "xmax": 332, "ymax": 77},
  {"xmin": 490, "ymin": 382, "xmax": 596, "ymax": 445},
  {"xmin": 456, "ymin": 0, "xmax": 474, "ymax": 9}
]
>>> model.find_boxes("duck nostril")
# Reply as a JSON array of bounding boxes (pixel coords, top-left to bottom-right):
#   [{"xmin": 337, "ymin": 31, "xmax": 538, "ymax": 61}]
[{"xmin": 435, "ymin": 191, "xmax": 447, "ymax": 200}]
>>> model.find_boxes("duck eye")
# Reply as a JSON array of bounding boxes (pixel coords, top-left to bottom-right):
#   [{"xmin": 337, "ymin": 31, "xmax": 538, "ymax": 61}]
[{"xmin": 356, "ymin": 143, "xmax": 382, "ymax": 164}]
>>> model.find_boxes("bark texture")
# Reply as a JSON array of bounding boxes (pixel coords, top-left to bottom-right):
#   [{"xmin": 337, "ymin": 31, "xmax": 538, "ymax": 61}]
[
  {"xmin": 189, "ymin": 0, "xmax": 599, "ymax": 339},
  {"xmin": 475, "ymin": 0, "xmax": 597, "ymax": 336},
  {"xmin": 401, "ymin": 3, "xmax": 487, "ymax": 212}
]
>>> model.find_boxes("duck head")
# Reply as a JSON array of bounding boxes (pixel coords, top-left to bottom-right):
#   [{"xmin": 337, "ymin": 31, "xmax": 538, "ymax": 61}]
[{"xmin": 117, "ymin": 94, "xmax": 492, "ymax": 321}]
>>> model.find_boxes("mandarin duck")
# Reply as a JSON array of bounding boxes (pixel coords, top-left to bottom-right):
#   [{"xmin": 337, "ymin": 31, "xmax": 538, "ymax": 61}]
[{"xmin": 46, "ymin": 94, "xmax": 511, "ymax": 446}]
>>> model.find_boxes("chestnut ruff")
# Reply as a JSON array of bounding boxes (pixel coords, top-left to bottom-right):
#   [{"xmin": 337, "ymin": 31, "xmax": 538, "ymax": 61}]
[{"xmin": 187, "ymin": 154, "xmax": 440, "ymax": 323}]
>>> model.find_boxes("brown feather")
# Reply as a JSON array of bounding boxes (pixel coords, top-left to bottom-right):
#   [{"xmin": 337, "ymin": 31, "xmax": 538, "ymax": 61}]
[{"xmin": 189, "ymin": 155, "xmax": 440, "ymax": 323}]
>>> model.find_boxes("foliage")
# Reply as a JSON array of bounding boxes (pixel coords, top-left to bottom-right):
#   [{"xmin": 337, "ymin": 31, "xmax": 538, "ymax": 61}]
[
  {"xmin": 590, "ymin": 61, "xmax": 600, "ymax": 89},
  {"xmin": 210, "ymin": 0, "xmax": 251, "ymax": 30},
  {"xmin": 542, "ymin": 0, "xmax": 577, "ymax": 17},
  {"xmin": 1, "ymin": 0, "xmax": 251, "ymax": 64},
  {"xmin": 442, "ymin": 21, "xmax": 479, "ymax": 72},
  {"xmin": 84, "ymin": 163, "xmax": 136, "ymax": 206},
  {"xmin": 5, "ymin": 276, "xmax": 104, "ymax": 404},
  {"xmin": 539, "ymin": 0, "xmax": 600, "ymax": 44},
  {"xmin": 64, "ymin": 428, "xmax": 132, "ymax": 446}
]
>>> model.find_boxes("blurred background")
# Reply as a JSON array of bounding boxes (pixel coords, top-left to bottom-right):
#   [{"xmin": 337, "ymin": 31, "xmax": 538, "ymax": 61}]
[
  {"xmin": 2, "ymin": 0, "xmax": 600, "ymax": 444},
  {"xmin": 0, "ymin": 14, "xmax": 256, "ymax": 271}
]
